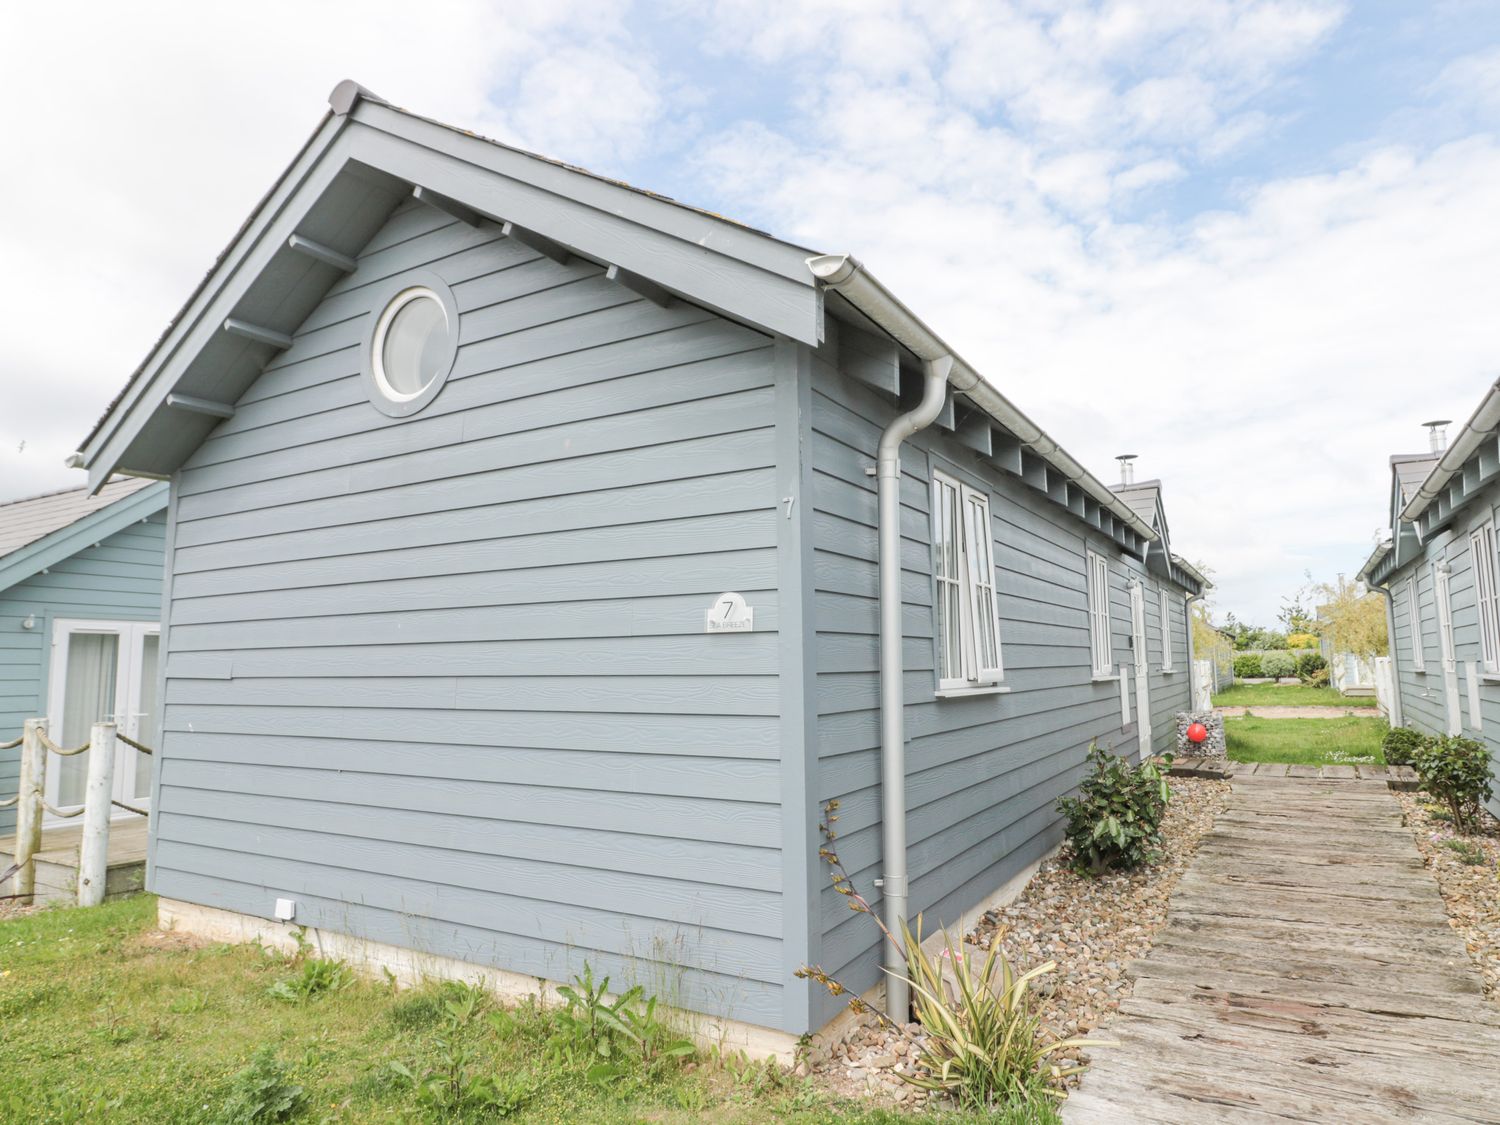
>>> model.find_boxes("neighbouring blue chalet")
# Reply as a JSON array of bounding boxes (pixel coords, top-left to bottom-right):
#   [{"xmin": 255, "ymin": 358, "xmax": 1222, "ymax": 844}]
[
  {"xmin": 1360, "ymin": 400, "xmax": 1500, "ymax": 822},
  {"xmin": 0, "ymin": 478, "xmax": 167, "ymax": 834},
  {"xmin": 77, "ymin": 81, "xmax": 1206, "ymax": 1052}
]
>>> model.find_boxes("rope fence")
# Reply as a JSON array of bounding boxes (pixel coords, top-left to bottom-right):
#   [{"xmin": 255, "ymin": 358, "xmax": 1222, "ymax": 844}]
[
  {"xmin": 118, "ymin": 732, "xmax": 153, "ymax": 756},
  {"xmin": 4, "ymin": 718, "xmax": 155, "ymax": 908}
]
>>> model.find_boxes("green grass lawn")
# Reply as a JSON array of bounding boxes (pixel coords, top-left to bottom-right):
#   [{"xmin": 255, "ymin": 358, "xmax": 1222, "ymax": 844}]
[
  {"xmin": 0, "ymin": 896, "xmax": 1057, "ymax": 1124},
  {"xmin": 1224, "ymin": 715, "xmax": 1389, "ymax": 766},
  {"xmin": 1211, "ymin": 682, "xmax": 1379, "ymax": 708}
]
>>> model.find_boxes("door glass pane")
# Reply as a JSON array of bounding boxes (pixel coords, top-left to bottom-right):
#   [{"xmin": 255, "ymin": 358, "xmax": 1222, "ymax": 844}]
[
  {"xmin": 134, "ymin": 634, "xmax": 160, "ymax": 799},
  {"xmin": 57, "ymin": 633, "xmax": 119, "ymax": 807}
]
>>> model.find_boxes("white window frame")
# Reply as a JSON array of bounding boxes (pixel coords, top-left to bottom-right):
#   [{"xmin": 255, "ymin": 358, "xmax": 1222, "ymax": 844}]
[
  {"xmin": 1407, "ymin": 573, "xmax": 1425, "ymax": 673},
  {"xmin": 930, "ymin": 470, "xmax": 1004, "ymax": 692},
  {"xmin": 1087, "ymin": 549, "xmax": 1113, "ymax": 677},
  {"xmin": 1470, "ymin": 520, "xmax": 1500, "ymax": 673},
  {"xmin": 1159, "ymin": 586, "xmax": 1175, "ymax": 673}
]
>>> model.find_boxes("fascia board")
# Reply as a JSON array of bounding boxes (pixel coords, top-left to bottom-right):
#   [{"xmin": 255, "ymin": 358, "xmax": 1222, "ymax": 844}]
[
  {"xmin": 347, "ymin": 120, "xmax": 823, "ymax": 346},
  {"xmin": 82, "ymin": 122, "xmax": 355, "ymax": 488}
]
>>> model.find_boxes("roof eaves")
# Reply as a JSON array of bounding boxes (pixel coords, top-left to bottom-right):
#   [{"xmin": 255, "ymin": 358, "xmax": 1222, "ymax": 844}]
[
  {"xmin": 1401, "ymin": 380, "xmax": 1500, "ymax": 523},
  {"xmin": 0, "ymin": 481, "xmax": 168, "ymax": 593},
  {"xmin": 77, "ymin": 111, "xmax": 342, "ymax": 462}
]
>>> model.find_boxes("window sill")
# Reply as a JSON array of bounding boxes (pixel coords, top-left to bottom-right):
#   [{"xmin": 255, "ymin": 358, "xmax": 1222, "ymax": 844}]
[
  {"xmin": 1477, "ymin": 672, "xmax": 1500, "ymax": 684},
  {"xmin": 934, "ymin": 684, "xmax": 1012, "ymax": 699},
  {"xmin": 1092, "ymin": 673, "xmax": 1119, "ymax": 683},
  {"xmin": 1161, "ymin": 669, "xmax": 1178, "ymax": 676}
]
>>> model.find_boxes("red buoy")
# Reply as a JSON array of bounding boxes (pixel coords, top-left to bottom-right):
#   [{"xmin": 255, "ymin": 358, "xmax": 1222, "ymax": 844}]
[{"xmin": 1186, "ymin": 722, "xmax": 1208, "ymax": 744}]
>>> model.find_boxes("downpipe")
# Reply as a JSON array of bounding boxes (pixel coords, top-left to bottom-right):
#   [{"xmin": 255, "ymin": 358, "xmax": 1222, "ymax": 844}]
[
  {"xmin": 876, "ymin": 354, "xmax": 952, "ymax": 1020},
  {"xmin": 1368, "ymin": 580, "xmax": 1402, "ymax": 727}
]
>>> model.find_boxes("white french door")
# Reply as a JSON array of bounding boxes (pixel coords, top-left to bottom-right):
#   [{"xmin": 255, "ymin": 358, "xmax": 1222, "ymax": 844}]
[
  {"xmin": 45, "ymin": 619, "xmax": 160, "ymax": 823},
  {"xmin": 1130, "ymin": 582, "xmax": 1152, "ymax": 757}
]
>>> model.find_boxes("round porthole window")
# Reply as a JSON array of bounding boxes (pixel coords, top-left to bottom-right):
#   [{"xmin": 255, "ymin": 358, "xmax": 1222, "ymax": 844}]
[{"xmin": 363, "ymin": 273, "xmax": 459, "ymax": 417}]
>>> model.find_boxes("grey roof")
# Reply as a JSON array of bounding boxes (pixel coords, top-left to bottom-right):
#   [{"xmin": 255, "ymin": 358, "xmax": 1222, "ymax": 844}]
[
  {"xmin": 1111, "ymin": 481, "xmax": 1162, "ymax": 528},
  {"xmin": 0, "ymin": 478, "xmax": 158, "ymax": 560},
  {"xmin": 76, "ymin": 80, "xmax": 1163, "ymax": 548},
  {"xmin": 1391, "ymin": 454, "xmax": 1439, "ymax": 506}
]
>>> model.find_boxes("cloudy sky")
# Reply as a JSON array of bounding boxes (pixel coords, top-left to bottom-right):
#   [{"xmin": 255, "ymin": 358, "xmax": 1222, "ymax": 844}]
[{"xmin": 2, "ymin": 1, "xmax": 1499, "ymax": 624}]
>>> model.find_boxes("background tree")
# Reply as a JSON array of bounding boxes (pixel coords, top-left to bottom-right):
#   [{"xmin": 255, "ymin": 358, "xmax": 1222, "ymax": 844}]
[
  {"xmin": 1313, "ymin": 574, "xmax": 1389, "ymax": 659},
  {"xmin": 1278, "ymin": 597, "xmax": 1318, "ymax": 637}
]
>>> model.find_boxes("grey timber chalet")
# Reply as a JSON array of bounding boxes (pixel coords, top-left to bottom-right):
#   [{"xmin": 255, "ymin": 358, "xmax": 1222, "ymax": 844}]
[
  {"xmin": 1, "ymin": 479, "xmax": 167, "ymax": 834},
  {"xmin": 77, "ymin": 81, "xmax": 1206, "ymax": 1049},
  {"xmin": 1361, "ymin": 399, "xmax": 1500, "ymax": 821}
]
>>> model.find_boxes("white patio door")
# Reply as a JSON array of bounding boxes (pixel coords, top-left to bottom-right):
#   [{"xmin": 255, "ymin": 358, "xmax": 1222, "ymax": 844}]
[
  {"xmin": 1130, "ymin": 582, "xmax": 1151, "ymax": 757},
  {"xmin": 45, "ymin": 619, "xmax": 160, "ymax": 822},
  {"xmin": 1433, "ymin": 564, "xmax": 1462, "ymax": 736}
]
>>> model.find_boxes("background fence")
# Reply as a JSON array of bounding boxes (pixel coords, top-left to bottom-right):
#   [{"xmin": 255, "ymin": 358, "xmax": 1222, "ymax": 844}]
[{"xmin": 2, "ymin": 718, "xmax": 148, "ymax": 907}]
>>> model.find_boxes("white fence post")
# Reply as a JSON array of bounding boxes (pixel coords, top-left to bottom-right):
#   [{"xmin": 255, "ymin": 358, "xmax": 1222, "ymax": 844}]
[
  {"xmin": 1192, "ymin": 659, "xmax": 1213, "ymax": 712},
  {"xmin": 1373, "ymin": 657, "xmax": 1395, "ymax": 721},
  {"xmin": 77, "ymin": 721, "xmax": 116, "ymax": 907},
  {"xmin": 11, "ymin": 719, "xmax": 47, "ymax": 902}
]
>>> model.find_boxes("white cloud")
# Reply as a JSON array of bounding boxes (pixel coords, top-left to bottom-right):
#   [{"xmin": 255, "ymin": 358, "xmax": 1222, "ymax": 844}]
[{"xmin": 1, "ymin": 0, "xmax": 1495, "ymax": 626}]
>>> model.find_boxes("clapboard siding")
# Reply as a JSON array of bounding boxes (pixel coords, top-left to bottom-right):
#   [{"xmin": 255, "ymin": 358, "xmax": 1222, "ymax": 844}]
[
  {"xmin": 807, "ymin": 357, "xmax": 1191, "ymax": 1022},
  {"xmin": 0, "ymin": 516, "xmax": 167, "ymax": 831},
  {"xmin": 1387, "ymin": 495, "xmax": 1500, "ymax": 819},
  {"xmin": 152, "ymin": 209, "xmax": 792, "ymax": 1024}
]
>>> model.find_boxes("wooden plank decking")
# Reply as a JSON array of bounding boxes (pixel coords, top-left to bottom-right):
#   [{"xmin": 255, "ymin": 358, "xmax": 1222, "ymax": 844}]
[
  {"xmin": 2, "ymin": 817, "xmax": 149, "ymax": 904},
  {"xmin": 1065, "ymin": 774, "xmax": 1500, "ymax": 1124}
]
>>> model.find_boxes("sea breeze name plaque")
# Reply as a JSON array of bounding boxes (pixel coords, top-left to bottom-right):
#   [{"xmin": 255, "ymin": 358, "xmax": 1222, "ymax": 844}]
[{"xmin": 705, "ymin": 592, "xmax": 754, "ymax": 633}]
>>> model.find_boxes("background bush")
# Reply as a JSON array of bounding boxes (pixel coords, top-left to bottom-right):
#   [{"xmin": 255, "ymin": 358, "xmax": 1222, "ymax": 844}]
[
  {"xmin": 1412, "ymin": 736, "xmax": 1494, "ymax": 834},
  {"xmin": 1382, "ymin": 726, "xmax": 1424, "ymax": 767},
  {"xmin": 1286, "ymin": 632, "xmax": 1321, "ymax": 651},
  {"xmin": 1056, "ymin": 744, "xmax": 1172, "ymax": 872},
  {"xmin": 1233, "ymin": 654, "xmax": 1263, "ymax": 678},
  {"xmin": 1261, "ymin": 652, "xmax": 1297, "ymax": 679},
  {"xmin": 1296, "ymin": 652, "xmax": 1328, "ymax": 679}
]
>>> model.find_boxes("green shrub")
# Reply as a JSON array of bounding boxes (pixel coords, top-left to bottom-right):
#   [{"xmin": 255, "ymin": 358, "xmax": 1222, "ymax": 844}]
[
  {"xmin": 1412, "ymin": 735, "xmax": 1494, "ymax": 834},
  {"xmin": 900, "ymin": 924, "xmax": 1101, "ymax": 1111},
  {"xmin": 1304, "ymin": 667, "xmax": 1331, "ymax": 688},
  {"xmin": 1233, "ymin": 654, "xmax": 1263, "ymax": 678},
  {"xmin": 1261, "ymin": 652, "xmax": 1296, "ymax": 679},
  {"xmin": 214, "ymin": 1046, "xmax": 306, "ymax": 1124},
  {"xmin": 1295, "ymin": 652, "xmax": 1327, "ymax": 679},
  {"xmin": 1056, "ymin": 744, "xmax": 1172, "ymax": 872},
  {"xmin": 1383, "ymin": 726, "xmax": 1424, "ymax": 767}
]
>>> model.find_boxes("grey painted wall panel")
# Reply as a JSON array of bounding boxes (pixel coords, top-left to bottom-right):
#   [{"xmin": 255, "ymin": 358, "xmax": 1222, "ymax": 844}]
[
  {"xmin": 151, "ymin": 209, "xmax": 796, "ymax": 1027},
  {"xmin": 1386, "ymin": 494, "xmax": 1500, "ymax": 819},
  {"xmin": 805, "ymin": 357, "xmax": 1190, "ymax": 1022},
  {"xmin": 0, "ymin": 515, "xmax": 167, "ymax": 831}
]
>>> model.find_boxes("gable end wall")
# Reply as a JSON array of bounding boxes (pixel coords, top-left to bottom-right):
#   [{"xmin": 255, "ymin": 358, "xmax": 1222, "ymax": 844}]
[{"xmin": 148, "ymin": 198, "xmax": 795, "ymax": 1028}]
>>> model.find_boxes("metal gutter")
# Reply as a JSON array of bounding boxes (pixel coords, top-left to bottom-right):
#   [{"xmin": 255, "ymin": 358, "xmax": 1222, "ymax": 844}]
[
  {"xmin": 1356, "ymin": 538, "xmax": 1393, "ymax": 584},
  {"xmin": 807, "ymin": 255, "xmax": 1159, "ymax": 546},
  {"xmin": 1400, "ymin": 380, "xmax": 1500, "ymax": 523}
]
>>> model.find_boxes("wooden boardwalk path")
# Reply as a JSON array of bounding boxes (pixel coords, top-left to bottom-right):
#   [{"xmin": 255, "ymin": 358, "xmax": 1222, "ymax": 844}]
[{"xmin": 1065, "ymin": 774, "xmax": 1500, "ymax": 1123}]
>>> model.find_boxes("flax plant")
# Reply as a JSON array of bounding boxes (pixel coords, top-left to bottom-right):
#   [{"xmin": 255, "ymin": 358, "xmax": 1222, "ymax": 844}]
[{"xmin": 796, "ymin": 800, "xmax": 1110, "ymax": 1108}]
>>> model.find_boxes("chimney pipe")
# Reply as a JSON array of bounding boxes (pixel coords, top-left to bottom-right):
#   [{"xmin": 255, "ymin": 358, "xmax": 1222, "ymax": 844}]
[
  {"xmin": 1116, "ymin": 454, "xmax": 1138, "ymax": 486},
  {"xmin": 1423, "ymin": 420, "xmax": 1451, "ymax": 454}
]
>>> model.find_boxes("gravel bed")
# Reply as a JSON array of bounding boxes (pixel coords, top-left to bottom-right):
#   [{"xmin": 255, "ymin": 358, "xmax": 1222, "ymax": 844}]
[
  {"xmin": 1397, "ymin": 793, "xmax": 1500, "ymax": 1001},
  {"xmin": 806, "ymin": 776, "xmax": 1232, "ymax": 1106}
]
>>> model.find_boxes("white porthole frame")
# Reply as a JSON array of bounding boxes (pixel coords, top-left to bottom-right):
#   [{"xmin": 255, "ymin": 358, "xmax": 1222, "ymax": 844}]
[{"xmin": 362, "ymin": 271, "xmax": 459, "ymax": 418}]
